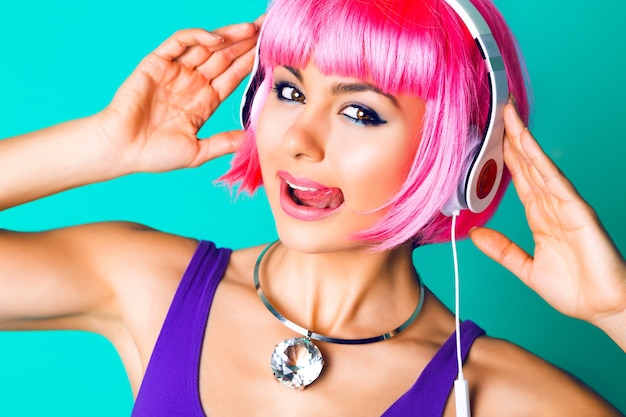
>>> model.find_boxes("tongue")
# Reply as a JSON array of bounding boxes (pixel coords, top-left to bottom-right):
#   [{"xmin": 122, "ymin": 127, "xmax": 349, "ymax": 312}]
[{"xmin": 293, "ymin": 188, "xmax": 344, "ymax": 209}]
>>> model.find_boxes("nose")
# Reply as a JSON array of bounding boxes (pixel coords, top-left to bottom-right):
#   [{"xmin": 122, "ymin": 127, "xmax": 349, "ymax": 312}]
[{"xmin": 282, "ymin": 107, "xmax": 327, "ymax": 162}]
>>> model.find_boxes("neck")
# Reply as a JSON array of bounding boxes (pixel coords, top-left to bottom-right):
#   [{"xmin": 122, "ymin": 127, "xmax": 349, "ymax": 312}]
[{"xmin": 257, "ymin": 241, "xmax": 421, "ymax": 340}]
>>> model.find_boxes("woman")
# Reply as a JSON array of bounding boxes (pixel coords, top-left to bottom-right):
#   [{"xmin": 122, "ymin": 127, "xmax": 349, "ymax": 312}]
[{"xmin": 0, "ymin": 0, "xmax": 623, "ymax": 416}]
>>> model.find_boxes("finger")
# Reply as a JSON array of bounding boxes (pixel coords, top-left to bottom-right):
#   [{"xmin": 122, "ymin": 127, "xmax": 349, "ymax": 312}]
[
  {"xmin": 503, "ymin": 102, "xmax": 538, "ymax": 192},
  {"xmin": 518, "ymin": 127, "xmax": 581, "ymax": 203},
  {"xmin": 503, "ymin": 127, "xmax": 543, "ymax": 202},
  {"xmin": 469, "ymin": 227, "xmax": 533, "ymax": 285},
  {"xmin": 509, "ymin": 123, "xmax": 580, "ymax": 208},
  {"xmin": 503, "ymin": 102, "xmax": 527, "ymax": 146},
  {"xmin": 503, "ymin": 130, "xmax": 534, "ymax": 198},
  {"xmin": 191, "ymin": 130, "xmax": 245, "ymax": 166},
  {"xmin": 176, "ymin": 22, "xmax": 258, "ymax": 70},
  {"xmin": 504, "ymin": 102, "xmax": 580, "ymax": 201},
  {"xmin": 196, "ymin": 34, "xmax": 258, "ymax": 82},
  {"xmin": 153, "ymin": 29, "xmax": 224, "ymax": 61},
  {"xmin": 517, "ymin": 130, "xmax": 550, "ymax": 195},
  {"xmin": 209, "ymin": 46, "xmax": 258, "ymax": 102},
  {"xmin": 210, "ymin": 22, "xmax": 258, "ymax": 49},
  {"xmin": 176, "ymin": 45, "xmax": 212, "ymax": 69},
  {"xmin": 503, "ymin": 105, "xmax": 553, "ymax": 199},
  {"xmin": 178, "ymin": 45, "xmax": 256, "ymax": 119},
  {"xmin": 254, "ymin": 14, "xmax": 267, "ymax": 28}
]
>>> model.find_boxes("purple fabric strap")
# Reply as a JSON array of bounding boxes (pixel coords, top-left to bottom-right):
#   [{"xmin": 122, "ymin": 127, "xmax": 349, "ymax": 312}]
[
  {"xmin": 132, "ymin": 240, "xmax": 485, "ymax": 416},
  {"xmin": 132, "ymin": 240, "xmax": 231, "ymax": 417},
  {"xmin": 382, "ymin": 320, "xmax": 486, "ymax": 416}
]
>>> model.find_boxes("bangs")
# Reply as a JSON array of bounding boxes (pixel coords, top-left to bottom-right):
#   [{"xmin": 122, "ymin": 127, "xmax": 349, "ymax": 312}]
[{"xmin": 260, "ymin": 0, "xmax": 450, "ymax": 98}]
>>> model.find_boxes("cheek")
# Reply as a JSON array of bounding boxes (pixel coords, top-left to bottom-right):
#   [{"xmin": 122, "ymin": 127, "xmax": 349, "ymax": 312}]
[{"xmin": 331, "ymin": 133, "xmax": 416, "ymax": 211}]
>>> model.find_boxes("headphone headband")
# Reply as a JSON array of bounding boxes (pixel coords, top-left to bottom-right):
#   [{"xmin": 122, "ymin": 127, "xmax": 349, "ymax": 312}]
[{"xmin": 441, "ymin": 0, "xmax": 509, "ymax": 214}]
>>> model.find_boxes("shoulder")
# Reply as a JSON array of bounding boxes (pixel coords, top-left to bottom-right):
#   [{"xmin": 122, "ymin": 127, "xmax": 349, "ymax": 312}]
[
  {"xmin": 74, "ymin": 222, "xmax": 201, "ymax": 375},
  {"xmin": 74, "ymin": 221, "xmax": 200, "ymax": 275},
  {"xmin": 48, "ymin": 221, "xmax": 200, "ymax": 290},
  {"xmin": 464, "ymin": 334, "xmax": 621, "ymax": 416},
  {"xmin": 61, "ymin": 220, "xmax": 200, "ymax": 310}
]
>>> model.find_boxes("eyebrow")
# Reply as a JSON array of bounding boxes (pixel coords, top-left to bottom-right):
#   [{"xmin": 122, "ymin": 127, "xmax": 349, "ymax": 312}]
[{"xmin": 283, "ymin": 66, "xmax": 399, "ymax": 108}]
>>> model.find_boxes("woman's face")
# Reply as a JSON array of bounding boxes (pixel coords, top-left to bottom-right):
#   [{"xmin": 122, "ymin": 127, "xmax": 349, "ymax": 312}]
[{"xmin": 255, "ymin": 62, "xmax": 426, "ymax": 253}]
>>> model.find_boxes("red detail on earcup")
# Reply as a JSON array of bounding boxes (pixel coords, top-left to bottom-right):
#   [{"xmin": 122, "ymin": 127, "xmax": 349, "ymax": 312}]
[{"xmin": 476, "ymin": 159, "xmax": 497, "ymax": 199}]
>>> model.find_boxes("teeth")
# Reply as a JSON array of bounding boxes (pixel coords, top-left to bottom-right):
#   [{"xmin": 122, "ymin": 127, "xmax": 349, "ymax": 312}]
[{"xmin": 286, "ymin": 180, "xmax": 317, "ymax": 192}]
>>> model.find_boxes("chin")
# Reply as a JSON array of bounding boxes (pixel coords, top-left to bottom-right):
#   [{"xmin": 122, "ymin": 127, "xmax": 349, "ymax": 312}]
[
  {"xmin": 265, "ymin": 184, "xmax": 383, "ymax": 255},
  {"xmin": 273, "ymin": 221, "xmax": 371, "ymax": 255}
]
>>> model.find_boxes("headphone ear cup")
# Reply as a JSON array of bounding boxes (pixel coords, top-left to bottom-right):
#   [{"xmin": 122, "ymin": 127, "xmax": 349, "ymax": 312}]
[
  {"xmin": 465, "ymin": 112, "xmax": 505, "ymax": 214},
  {"xmin": 440, "ymin": 127, "xmax": 483, "ymax": 216},
  {"xmin": 467, "ymin": 152, "xmax": 500, "ymax": 204},
  {"xmin": 240, "ymin": 37, "xmax": 264, "ymax": 129},
  {"xmin": 240, "ymin": 66, "xmax": 264, "ymax": 128}
]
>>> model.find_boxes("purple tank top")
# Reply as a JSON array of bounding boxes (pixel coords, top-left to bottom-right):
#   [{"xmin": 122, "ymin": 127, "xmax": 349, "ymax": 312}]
[{"xmin": 132, "ymin": 241, "xmax": 485, "ymax": 416}]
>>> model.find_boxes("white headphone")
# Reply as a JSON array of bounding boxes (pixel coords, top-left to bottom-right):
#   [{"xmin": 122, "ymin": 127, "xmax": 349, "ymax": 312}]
[{"xmin": 440, "ymin": 0, "xmax": 509, "ymax": 217}]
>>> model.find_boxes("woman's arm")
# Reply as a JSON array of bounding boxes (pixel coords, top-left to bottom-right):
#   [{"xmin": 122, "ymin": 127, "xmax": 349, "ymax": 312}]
[
  {"xmin": 470, "ymin": 102, "xmax": 626, "ymax": 351},
  {"xmin": 0, "ymin": 22, "xmax": 259, "ymax": 328}
]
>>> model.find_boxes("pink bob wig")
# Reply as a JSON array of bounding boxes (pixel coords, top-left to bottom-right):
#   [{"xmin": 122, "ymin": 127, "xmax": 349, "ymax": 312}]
[{"xmin": 221, "ymin": 0, "xmax": 531, "ymax": 251}]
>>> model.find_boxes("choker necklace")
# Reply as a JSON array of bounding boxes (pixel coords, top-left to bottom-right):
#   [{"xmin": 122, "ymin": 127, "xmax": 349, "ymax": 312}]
[{"xmin": 254, "ymin": 240, "xmax": 426, "ymax": 390}]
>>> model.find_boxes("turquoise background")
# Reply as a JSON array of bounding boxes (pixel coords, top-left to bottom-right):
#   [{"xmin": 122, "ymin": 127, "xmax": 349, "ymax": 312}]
[{"xmin": 0, "ymin": 0, "xmax": 624, "ymax": 415}]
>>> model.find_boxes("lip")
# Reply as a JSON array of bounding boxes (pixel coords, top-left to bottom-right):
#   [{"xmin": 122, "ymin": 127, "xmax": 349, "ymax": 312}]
[
  {"xmin": 277, "ymin": 171, "xmax": 327, "ymax": 190},
  {"xmin": 277, "ymin": 171, "xmax": 344, "ymax": 221}
]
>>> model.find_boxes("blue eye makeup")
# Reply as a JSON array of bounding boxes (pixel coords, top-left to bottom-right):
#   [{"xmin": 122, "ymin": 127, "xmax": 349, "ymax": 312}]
[{"xmin": 340, "ymin": 104, "xmax": 387, "ymax": 126}]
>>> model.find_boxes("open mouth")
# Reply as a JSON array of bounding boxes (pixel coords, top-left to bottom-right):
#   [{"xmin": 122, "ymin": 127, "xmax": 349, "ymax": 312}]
[{"xmin": 285, "ymin": 180, "xmax": 345, "ymax": 210}]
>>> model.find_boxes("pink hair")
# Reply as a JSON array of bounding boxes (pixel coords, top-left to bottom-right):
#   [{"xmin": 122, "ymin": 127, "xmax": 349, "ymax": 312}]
[{"xmin": 221, "ymin": 0, "xmax": 531, "ymax": 250}]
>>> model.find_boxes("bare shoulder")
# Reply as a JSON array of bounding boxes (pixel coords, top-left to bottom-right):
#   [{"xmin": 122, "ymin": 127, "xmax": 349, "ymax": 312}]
[
  {"xmin": 74, "ymin": 221, "xmax": 199, "ymax": 304},
  {"xmin": 464, "ymin": 335, "xmax": 621, "ymax": 416},
  {"xmin": 70, "ymin": 221, "xmax": 199, "ymax": 280},
  {"xmin": 60, "ymin": 221, "xmax": 198, "ymax": 313},
  {"xmin": 58, "ymin": 220, "xmax": 197, "ymax": 253},
  {"xmin": 40, "ymin": 221, "xmax": 199, "ymax": 293}
]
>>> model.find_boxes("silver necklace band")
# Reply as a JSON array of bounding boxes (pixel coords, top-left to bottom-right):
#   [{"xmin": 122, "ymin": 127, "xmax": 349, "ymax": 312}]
[{"xmin": 254, "ymin": 240, "xmax": 426, "ymax": 345}]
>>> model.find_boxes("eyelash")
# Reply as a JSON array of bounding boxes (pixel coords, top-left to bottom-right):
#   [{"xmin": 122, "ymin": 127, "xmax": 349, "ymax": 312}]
[
  {"xmin": 272, "ymin": 82, "xmax": 387, "ymax": 127},
  {"xmin": 272, "ymin": 82, "xmax": 305, "ymax": 103},
  {"xmin": 341, "ymin": 104, "xmax": 387, "ymax": 127}
]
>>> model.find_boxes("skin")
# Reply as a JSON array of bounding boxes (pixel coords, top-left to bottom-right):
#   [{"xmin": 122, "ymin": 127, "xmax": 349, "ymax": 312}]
[
  {"xmin": 256, "ymin": 64, "xmax": 425, "ymax": 253},
  {"xmin": 0, "ymin": 20, "xmax": 623, "ymax": 416}
]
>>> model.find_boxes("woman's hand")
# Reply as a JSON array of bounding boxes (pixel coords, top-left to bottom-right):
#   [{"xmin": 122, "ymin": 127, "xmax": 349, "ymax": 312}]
[
  {"xmin": 97, "ymin": 22, "xmax": 260, "ymax": 174},
  {"xmin": 469, "ymin": 102, "xmax": 626, "ymax": 349},
  {"xmin": 0, "ymin": 22, "xmax": 260, "ymax": 210}
]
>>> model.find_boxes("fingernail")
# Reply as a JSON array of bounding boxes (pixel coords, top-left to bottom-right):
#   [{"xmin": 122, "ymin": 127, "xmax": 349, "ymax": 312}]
[{"xmin": 210, "ymin": 32, "xmax": 224, "ymax": 42}]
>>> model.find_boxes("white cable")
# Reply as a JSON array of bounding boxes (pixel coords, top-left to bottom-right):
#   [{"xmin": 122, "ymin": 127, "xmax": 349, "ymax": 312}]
[
  {"xmin": 451, "ymin": 210, "xmax": 471, "ymax": 417},
  {"xmin": 451, "ymin": 211, "xmax": 463, "ymax": 379}
]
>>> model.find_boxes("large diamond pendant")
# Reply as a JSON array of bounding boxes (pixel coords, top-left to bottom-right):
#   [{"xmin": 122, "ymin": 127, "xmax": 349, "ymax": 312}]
[{"xmin": 270, "ymin": 337, "xmax": 324, "ymax": 389}]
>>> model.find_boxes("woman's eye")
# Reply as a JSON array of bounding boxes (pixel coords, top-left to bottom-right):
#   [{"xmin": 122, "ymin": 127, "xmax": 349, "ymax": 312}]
[
  {"xmin": 274, "ymin": 83, "xmax": 306, "ymax": 103},
  {"xmin": 341, "ymin": 105, "xmax": 387, "ymax": 126}
]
